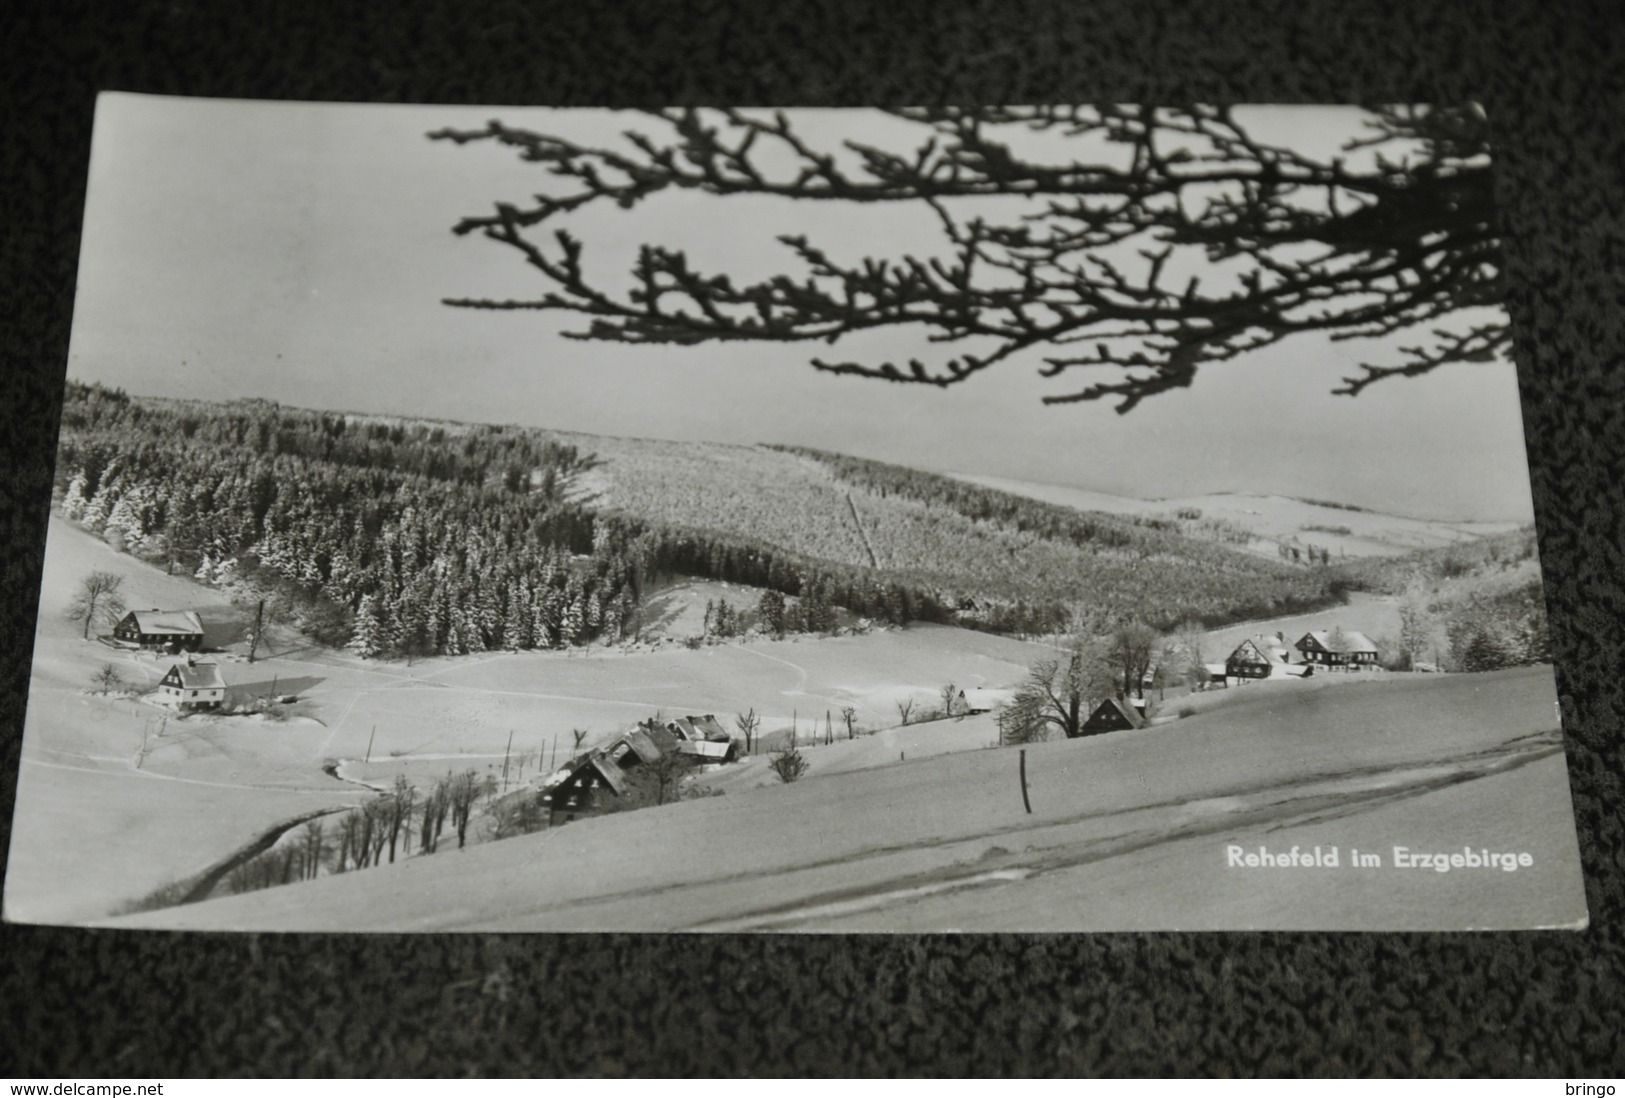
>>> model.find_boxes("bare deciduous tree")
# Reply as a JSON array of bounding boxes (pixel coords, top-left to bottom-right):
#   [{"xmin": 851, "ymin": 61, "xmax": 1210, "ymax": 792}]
[
  {"xmin": 1108, "ymin": 622, "xmax": 1160, "ymax": 700},
  {"xmin": 840, "ymin": 705, "xmax": 858, "ymax": 740},
  {"xmin": 435, "ymin": 105, "xmax": 1503, "ymax": 412},
  {"xmin": 448, "ymin": 769, "xmax": 482, "ymax": 849},
  {"xmin": 300, "ymin": 819, "xmax": 325, "ymax": 881},
  {"xmin": 735, "ymin": 707, "xmax": 761, "ymax": 755},
  {"xmin": 1175, "ymin": 619, "xmax": 1209, "ymax": 690},
  {"xmin": 625, "ymin": 750, "xmax": 696, "ymax": 807},
  {"xmin": 1398, "ymin": 573, "xmax": 1435, "ymax": 670},
  {"xmin": 67, "ymin": 571, "xmax": 126, "ymax": 640},
  {"xmin": 92, "ymin": 662, "xmax": 123, "ymax": 695},
  {"xmin": 998, "ymin": 631, "xmax": 1115, "ymax": 743},
  {"xmin": 895, "ymin": 696, "xmax": 915, "ymax": 726}
]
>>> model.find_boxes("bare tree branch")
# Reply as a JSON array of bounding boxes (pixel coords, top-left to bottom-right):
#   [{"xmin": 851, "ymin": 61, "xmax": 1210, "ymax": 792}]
[{"xmin": 434, "ymin": 105, "xmax": 1503, "ymax": 412}]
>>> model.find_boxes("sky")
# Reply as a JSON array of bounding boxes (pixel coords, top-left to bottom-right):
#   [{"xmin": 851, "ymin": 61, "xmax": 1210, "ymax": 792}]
[{"xmin": 64, "ymin": 94, "xmax": 1537, "ymax": 522}]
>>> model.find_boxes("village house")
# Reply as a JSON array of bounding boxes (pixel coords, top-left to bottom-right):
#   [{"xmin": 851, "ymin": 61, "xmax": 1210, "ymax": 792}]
[
  {"xmin": 958, "ymin": 688, "xmax": 1015, "ymax": 715},
  {"xmin": 155, "ymin": 657, "xmax": 226, "ymax": 710},
  {"xmin": 1077, "ymin": 696, "xmax": 1147, "ymax": 736},
  {"xmin": 114, "ymin": 608, "xmax": 205, "ymax": 652},
  {"xmin": 1225, "ymin": 633, "xmax": 1311, "ymax": 682},
  {"xmin": 542, "ymin": 717, "xmax": 742, "ymax": 826},
  {"xmin": 540, "ymin": 754, "xmax": 630, "ymax": 826},
  {"xmin": 1296, "ymin": 629, "xmax": 1382, "ymax": 670},
  {"xmin": 647, "ymin": 714, "xmax": 738, "ymax": 762}
]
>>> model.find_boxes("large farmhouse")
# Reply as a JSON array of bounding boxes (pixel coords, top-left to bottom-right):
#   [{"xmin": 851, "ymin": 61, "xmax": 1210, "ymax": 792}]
[
  {"xmin": 540, "ymin": 755, "xmax": 630, "ymax": 826},
  {"xmin": 155, "ymin": 658, "xmax": 226, "ymax": 710},
  {"xmin": 543, "ymin": 717, "xmax": 739, "ymax": 825},
  {"xmin": 651, "ymin": 714, "xmax": 738, "ymax": 762},
  {"xmin": 114, "ymin": 609, "xmax": 204, "ymax": 652},
  {"xmin": 1225, "ymin": 633, "xmax": 1307, "ymax": 681},
  {"xmin": 1296, "ymin": 629, "xmax": 1382, "ymax": 670}
]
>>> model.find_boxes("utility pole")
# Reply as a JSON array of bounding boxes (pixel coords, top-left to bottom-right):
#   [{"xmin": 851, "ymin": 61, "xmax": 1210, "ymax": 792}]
[
  {"xmin": 501, "ymin": 730, "xmax": 514, "ymax": 792},
  {"xmin": 248, "ymin": 599, "xmax": 265, "ymax": 663},
  {"xmin": 365, "ymin": 724, "xmax": 376, "ymax": 764}
]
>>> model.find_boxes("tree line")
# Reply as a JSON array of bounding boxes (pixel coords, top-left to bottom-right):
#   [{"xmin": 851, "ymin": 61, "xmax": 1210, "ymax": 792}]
[{"xmin": 56, "ymin": 383, "xmax": 1353, "ymax": 653}]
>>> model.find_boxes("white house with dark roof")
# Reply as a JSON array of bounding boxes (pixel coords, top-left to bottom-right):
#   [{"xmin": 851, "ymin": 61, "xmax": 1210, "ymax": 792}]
[{"xmin": 155, "ymin": 658, "xmax": 226, "ymax": 710}]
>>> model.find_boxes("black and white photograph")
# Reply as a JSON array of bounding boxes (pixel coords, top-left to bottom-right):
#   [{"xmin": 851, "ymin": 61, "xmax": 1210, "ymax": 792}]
[{"xmin": 1, "ymin": 94, "xmax": 1588, "ymax": 932}]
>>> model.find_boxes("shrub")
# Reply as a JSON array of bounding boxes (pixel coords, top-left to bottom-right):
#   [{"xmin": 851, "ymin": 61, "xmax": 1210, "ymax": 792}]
[{"xmin": 770, "ymin": 745, "xmax": 810, "ymax": 784}]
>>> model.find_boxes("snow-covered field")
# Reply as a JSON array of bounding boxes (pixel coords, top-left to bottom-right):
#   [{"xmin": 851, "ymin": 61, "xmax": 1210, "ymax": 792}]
[
  {"xmin": 6, "ymin": 517, "xmax": 1585, "ymax": 932},
  {"xmin": 3, "ymin": 517, "xmax": 1048, "ymax": 924},
  {"xmin": 102, "ymin": 665, "xmax": 1587, "ymax": 932},
  {"xmin": 951, "ymin": 474, "xmax": 1525, "ymax": 560}
]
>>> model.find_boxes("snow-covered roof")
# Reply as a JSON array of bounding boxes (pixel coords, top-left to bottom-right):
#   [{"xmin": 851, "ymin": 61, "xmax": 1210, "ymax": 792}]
[
  {"xmin": 131, "ymin": 609, "xmax": 204, "ymax": 635},
  {"xmin": 676, "ymin": 739, "xmax": 732, "ymax": 759},
  {"xmin": 961, "ymin": 688, "xmax": 1014, "ymax": 711},
  {"xmin": 616, "ymin": 729, "xmax": 667, "ymax": 766},
  {"xmin": 686, "ymin": 715, "xmax": 731, "ymax": 742},
  {"xmin": 168, "ymin": 662, "xmax": 225, "ymax": 690},
  {"xmin": 1300, "ymin": 629, "xmax": 1379, "ymax": 654},
  {"xmin": 1089, "ymin": 697, "xmax": 1146, "ymax": 729},
  {"xmin": 1229, "ymin": 636, "xmax": 1298, "ymax": 665}
]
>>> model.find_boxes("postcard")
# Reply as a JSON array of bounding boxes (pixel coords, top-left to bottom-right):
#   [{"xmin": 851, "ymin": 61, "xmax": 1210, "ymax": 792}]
[{"xmin": 2, "ymin": 94, "xmax": 1587, "ymax": 931}]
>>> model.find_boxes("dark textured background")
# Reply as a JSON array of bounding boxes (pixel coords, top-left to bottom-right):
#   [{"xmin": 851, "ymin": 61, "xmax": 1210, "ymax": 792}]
[{"xmin": 2, "ymin": 0, "xmax": 1623, "ymax": 1077}]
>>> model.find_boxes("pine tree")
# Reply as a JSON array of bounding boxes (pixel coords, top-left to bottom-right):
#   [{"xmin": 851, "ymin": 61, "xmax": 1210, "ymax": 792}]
[
  {"xmin": 348, "ymin": 594, "xmax": 386, "ymax": 658},
  {"xmin": 61, "ymin": 471, "xmax": 88, "ymax": 521}
]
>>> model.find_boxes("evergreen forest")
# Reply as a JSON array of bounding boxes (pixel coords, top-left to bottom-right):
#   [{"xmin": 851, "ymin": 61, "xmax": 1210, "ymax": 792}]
[{"xmin": 53, "ymin": 383, "xmax": 1354, "ymax": 657}]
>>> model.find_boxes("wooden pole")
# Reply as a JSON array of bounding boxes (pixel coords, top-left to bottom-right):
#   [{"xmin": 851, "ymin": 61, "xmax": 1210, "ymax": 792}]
[
  {"xmin": 248, "ymin": 599, "xmax": 264, "ymax": 663},
  {"xmin": 1019, "ymin": 749, "xmax": 1033, "ymax": 814},
  {"xmin": 502, "ymin": 730, "xmax": 514, "ymax": 792},
  {"xmin": 365, "ymin": 724, "xmax": 376, "ymax": 764}
]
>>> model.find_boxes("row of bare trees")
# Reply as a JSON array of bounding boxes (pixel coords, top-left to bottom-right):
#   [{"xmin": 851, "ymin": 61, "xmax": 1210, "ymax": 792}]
[{"xmin": 220, "ymin": 770, "xmax": 492, "ymax": 899}]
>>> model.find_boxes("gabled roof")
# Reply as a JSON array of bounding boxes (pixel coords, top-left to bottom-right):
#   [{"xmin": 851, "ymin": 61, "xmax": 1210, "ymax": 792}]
[
  {"xmin": 616, "ymin": 729, "xmax": 667, "ymax": 766},
  {"xmin": 1299, "ymin": 629, "xmax": 1379, "ymax": 654},
  {"xmin": 1228, "ymin": 636, "xmax": 1297, "ymax": 665},
  {"xmin": 584, "ymin": 757, "xmax": 628, "ymax": 796},
  {"xmin": 686, "ymin": 715, "xmax": 730, "ymax": 742},
  {"xmin": 167, "ymin": 662, "xmax": 225, "ymax": 690},
  {"xmin": 1087, "ymin": 697, "xmax": 1146, "ymax": 729},
  {"xmin": 130, "ymin": 609, "xmax": 204, "ymax": 635},
  {"xmin": 960, "ymin": 688, "xmax": 1013, "ymax": 711},
  {"xmin": 635, "ymin": 720, "xmax": 682, "ymax": 756}
]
